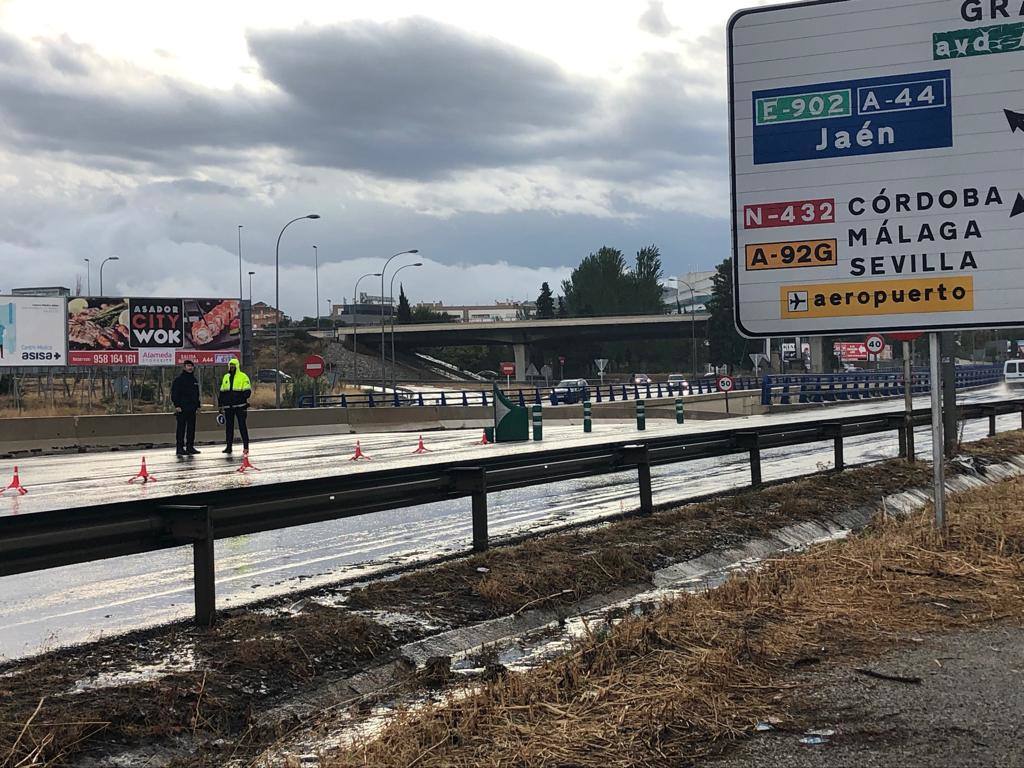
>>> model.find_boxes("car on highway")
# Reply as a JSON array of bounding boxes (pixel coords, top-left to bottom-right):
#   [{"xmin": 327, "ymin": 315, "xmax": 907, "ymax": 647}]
[
  {"xmin": 256, "ymin": 368, "xmax": 293, "ymax": 384},
  {"xmin": 476, "ymin": 370, "xmax": 500, "ymax": 380},
  {"xmin": 630, "ymin": 373, "xmax": 653, "ymax": 386},
  {"xmin": 1004, "ymin": 359, "xmax": 1024, "ymax": 387},
  {"xmin": 552, "ymin": 378, "xmax": 590, "ymax": 404},
  {"xmin": 666, "ymin": 373, "xmax": 691, "ymax": 395}
]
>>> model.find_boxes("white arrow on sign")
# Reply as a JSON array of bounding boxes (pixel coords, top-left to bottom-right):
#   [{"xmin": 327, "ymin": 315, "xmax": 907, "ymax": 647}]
[{"xmin": 594, "ymin": 358, "xmax": 609, "ymax": 373}]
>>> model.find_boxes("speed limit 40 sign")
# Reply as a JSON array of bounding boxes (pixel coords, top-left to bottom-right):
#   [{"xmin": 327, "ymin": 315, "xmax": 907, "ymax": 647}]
[{"xmin": 865, "ymin": 334, "xmax": 885, "ymax": 356}]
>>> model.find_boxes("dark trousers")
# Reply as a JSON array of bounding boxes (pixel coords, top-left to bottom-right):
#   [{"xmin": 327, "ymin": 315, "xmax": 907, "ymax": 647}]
[
  {"xmin": 225, "ymin": 407, "xmax": 249, "ymax": 450},
  {"xmin": 175, "ymin": 410, "xmax": 197, "ymax": 451}
]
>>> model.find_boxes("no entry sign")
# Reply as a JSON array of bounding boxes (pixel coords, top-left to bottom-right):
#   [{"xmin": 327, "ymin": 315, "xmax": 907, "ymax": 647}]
[
  {"xmin": 729, "ymin": 0, "xmax": 1024, "ymax": 336},
  {"xmin": 304, "ymin": 354, "xmax": 325, "ymax": 379},
  {"xmin": 500, "ymin": 362, "xmax": 515, "ymax": 376}
]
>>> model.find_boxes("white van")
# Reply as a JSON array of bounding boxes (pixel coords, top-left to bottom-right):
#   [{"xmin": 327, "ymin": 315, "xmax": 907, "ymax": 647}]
[{"xmin": 1004, "ymin": 359, "xmax": 1024, "ymax": 387}]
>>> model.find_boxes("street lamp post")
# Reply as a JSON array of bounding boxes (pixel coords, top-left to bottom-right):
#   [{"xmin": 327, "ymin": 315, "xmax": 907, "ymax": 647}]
[
  {"xmin": 380, "ymin": 249, "xmax": 419, "ymax": 389},
  {"xmin": 275, "ymin": 215, "xmax": 320, "ymax": 408},
  {"xmin": 389, "ymin": 262, "xmax": 422, "ymax": 388},
  {"xmin": 670, "ymin": 277, "xmax": 699, "ymax": 379},
  {"xmin": 237, "ymin": 225, "xmax": 244, "ymax": 305},
  {"xmin": 248, "ymin": 271, "xmax": 255, "ymax": 303},
  {"xmin": 353, "ymin": 272, "xmax": 381, "ymax": 388},
  {"xmin": 99, "ymin": 256, "xmax": 119, "ymax": 294},
  {"xmin": 325, "ymin": 298, "xmax": 332, "ymax": 326},
  {"xmin": 313, "ymin": 245, "xmax": 320, "ymax": 331},
  {"xmin": 83, "ymin": 258, "xmax": 91, "ymax": 294}
]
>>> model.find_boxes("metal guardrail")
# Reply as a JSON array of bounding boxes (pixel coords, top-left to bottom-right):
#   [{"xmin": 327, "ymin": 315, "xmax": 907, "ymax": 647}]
[
  {"xmin": 298, "ymin": 377, "xmax": 762, "ymax": 409},
  {"xmin": 760, "ymin": 365, "xmax": 1003, "ymax": 406},
  {"xmin": 4, "ymin": 398, "xmax": 1021, "ymax": 626}
]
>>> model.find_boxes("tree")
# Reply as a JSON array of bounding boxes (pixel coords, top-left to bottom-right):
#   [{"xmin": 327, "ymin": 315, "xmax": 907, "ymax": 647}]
[
  {"xmin": 561, "ymin": 245, "xmax": 664, "ymax": 317},
  {"xmin": 556, "ymin": 296, "xmax": 568, "ymax": 318},
  {"xmin": 412, "ymin": 306, "xmax": 455, "ymax": 323},
  {"xmin": 562, "ymin": 247, "xmax": 627, "ymax": 317},
  {"xmin": 397, "ymin": 285, "xmax": 412, "ymax": 323},
  {"xmin": 536, "ymin": 282, "xmax": 555, "ymax": 319},
  {"xmin": 705, "ymin": 258, "xmax": 757, "ymax": 370},
  {"xmin": 629, "ymin": 244, "xmax": 664, "ymax": 314}
]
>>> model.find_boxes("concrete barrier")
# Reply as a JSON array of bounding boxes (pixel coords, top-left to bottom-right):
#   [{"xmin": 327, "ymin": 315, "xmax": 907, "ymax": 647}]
[{"xmin": 0, "ymin": 390, "xmax": 764, "ymax": 456}]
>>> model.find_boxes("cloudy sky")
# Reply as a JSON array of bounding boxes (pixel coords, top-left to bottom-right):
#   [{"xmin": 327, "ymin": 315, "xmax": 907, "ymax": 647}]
[{"xmin": 0, "ymin": 0, "xmax": 768, "ymax": 316}]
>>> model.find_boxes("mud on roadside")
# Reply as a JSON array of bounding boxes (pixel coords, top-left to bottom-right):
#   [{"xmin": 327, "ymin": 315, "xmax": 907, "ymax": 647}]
[{"xmin": 1, "ymin": 429, "xmax": 1022, "ymax": 767}]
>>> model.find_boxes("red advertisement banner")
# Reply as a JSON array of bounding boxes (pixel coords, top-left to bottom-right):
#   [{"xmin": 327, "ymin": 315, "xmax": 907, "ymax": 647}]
[{"xmin": 67, "ymin": 296, "xmax": 242, "ymax": 366}]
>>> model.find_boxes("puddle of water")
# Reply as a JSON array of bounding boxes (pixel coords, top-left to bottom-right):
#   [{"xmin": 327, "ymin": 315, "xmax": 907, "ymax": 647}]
[{"xmin": 68, "ymin": 644, "xmax": 197, "ymax": 695}]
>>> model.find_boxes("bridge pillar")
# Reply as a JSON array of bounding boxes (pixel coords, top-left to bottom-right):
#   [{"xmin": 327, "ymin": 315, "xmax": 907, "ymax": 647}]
[
  {"xmin": 513, "ymin": 343, "xmax": 529, "ymax": 381},
  {"xmin": 808, "ymin": 336, "xmax": 829, "ymax": 373}
]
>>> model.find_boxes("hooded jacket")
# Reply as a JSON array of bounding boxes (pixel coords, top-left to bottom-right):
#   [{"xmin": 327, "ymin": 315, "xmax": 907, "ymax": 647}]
[{"xmin": 218, "ymin": 359, "xmax": 252, "ymax": 409}]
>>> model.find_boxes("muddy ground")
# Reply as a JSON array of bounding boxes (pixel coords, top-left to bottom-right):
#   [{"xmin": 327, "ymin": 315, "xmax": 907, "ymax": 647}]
[{"xmin": 1, "ymin": 430, "xmax": 1022, "ymax": 767}]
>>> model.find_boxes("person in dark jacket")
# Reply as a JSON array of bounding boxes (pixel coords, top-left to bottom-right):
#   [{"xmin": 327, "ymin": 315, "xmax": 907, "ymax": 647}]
[
  {"xmin": 170, "ymin": 359, "xmax": 201, "ymax": 456},
  {"xmin": 218, "ymin": 357, "xmax": 252, "ymax": 453}
]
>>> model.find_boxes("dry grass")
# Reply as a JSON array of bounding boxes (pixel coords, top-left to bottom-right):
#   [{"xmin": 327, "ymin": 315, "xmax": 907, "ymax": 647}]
[{"xmin": 331, "ymin": 476, "xmax": 1024, "ymax": 767}]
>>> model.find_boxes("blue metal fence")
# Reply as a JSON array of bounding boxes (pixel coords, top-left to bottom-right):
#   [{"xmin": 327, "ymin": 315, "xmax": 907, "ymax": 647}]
[
  {"xmin": 760, "ymin": 365, "xmax": 1003, "ymax": 406},
  {"xmin": 297, "ymin": 376, "xmax": 762, "ymax": 408}
]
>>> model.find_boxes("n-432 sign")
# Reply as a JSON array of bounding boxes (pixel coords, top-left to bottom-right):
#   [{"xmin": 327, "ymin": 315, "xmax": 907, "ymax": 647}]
[{"xmin": 729, "ymin": 0, "xmax": 1024, "ymax": 337}]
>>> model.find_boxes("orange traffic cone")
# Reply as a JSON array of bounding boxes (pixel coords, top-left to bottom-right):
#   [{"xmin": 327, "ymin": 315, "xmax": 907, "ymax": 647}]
[
  {"xmin": 1, "ymin": 466, "xmax": 28, "ymax": 496},
  {"xmin": 477, "ymin": 430, "xmax": 490, "ymax": 445},
  {"xmin": 128, "ymin": 457, "xmax": 156, "ymax": 483},
  {"xmin": 236, "ymin": 451, "xmax": 260, "ymax": 473},
  {"xmin": 349, "ymin": 440, "xmax": 371, "ymax": 461},
  {"xmin": 412, "ymin": 435, "xmax": 431, "ymax": 454}
]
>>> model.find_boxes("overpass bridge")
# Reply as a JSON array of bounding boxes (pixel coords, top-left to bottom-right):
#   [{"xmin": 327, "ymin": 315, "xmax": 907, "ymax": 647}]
[{"xmin": 333, "ymin": 313, "xmax": 709, "ymax": 379}]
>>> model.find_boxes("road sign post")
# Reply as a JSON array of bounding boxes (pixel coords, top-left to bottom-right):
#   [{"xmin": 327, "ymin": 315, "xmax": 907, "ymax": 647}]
[
  {"xmin": 929, "ymin": 332, "xmax": 945, "ymax": 527},
  {"xmin": 727, "ymin": 1, "xmax": 1019, "ymax": 526},
  {"xmin": 595, "ymin": 358, "xmax": 609, "ymax": 385},
  {"xmin": 305, "ymin": 354, "xmax": 325, "ymax": 408},
  {"xmin": 500, "ymin": 361, "xmax": 515, "ymax": 388},
  {"xmin": 717, "ymin": 374, "xmax": 735, "ymax": 414}
]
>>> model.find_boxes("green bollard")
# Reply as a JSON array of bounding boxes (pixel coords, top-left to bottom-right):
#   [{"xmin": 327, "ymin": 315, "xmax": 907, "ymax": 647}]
[
  {"xmin": 583, "ymin": 400, "xmax": 592, "ymax": 433},
  {"xmin": 532, "ymin": 404, "xmax": 543, "ymax": 441},
  {"xmin": 636, "ymin": 399, "xmax": 646, "ymax": 431},
  {"xmin": 675, "ymin": 398, "xmax": 684, "ymax": 424}
]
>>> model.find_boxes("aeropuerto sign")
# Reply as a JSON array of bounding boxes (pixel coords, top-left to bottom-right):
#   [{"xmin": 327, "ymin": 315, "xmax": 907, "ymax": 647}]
[{"xmin": 729, "ymin": 0, "xmax": 1024, "ymax": 337}]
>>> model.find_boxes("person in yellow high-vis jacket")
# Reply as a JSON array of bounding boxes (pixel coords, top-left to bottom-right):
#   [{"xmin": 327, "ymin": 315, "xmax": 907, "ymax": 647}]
[{"xmin": 218, "ymin": 358, "xmax": 251, "ymax": 453}]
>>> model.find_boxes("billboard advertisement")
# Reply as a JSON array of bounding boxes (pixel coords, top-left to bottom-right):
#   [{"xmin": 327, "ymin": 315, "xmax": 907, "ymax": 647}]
[
  {"xmin": 834, "ymin": 342, "xmax": 869, "ymax": 362},
  {"xmin": 0, "ymin": 296, "xmax": 68, "ymax": 367},
  {"xmin": 67, "ymin": 297, "xmax": 241, "ymax": 366}
]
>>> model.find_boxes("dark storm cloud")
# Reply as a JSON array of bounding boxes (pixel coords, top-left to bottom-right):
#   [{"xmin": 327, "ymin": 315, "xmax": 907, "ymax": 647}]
[
  {"xmin": 0, "ymin": 19, "xmax": 724, "ymax": 182},
  {"xmin": 247, "ymin": 18, "xmax": 599, "ymax": 176}
]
